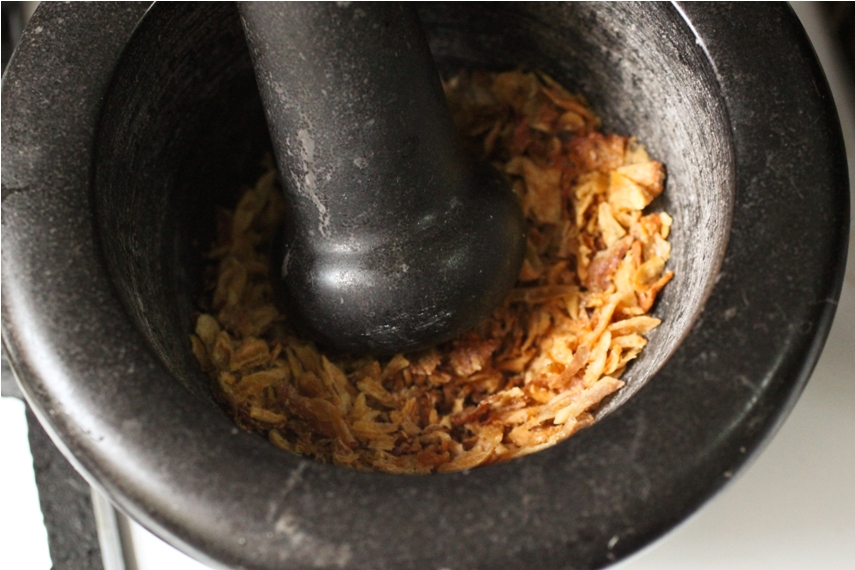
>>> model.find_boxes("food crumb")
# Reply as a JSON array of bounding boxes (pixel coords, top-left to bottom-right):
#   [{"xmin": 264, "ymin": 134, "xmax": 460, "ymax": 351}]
[{"xmin": 190, "ymin": 70, "xmax": 674, "ymax": 473}]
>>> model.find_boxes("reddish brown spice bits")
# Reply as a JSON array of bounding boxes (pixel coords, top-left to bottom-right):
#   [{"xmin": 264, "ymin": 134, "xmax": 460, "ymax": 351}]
[{"xmin": 190, "ymin": 70, "xmax": 673, "ymax": 473}]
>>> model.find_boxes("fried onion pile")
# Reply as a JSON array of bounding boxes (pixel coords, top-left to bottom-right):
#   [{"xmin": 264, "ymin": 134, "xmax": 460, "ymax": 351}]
[{"xmin": 190, "ymin": 70, "xmax": 673, "ymax": 473}]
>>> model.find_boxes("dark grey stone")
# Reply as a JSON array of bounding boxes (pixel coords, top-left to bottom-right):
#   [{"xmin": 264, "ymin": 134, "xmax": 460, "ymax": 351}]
[
  {"xmin": 239, "ymin": 2, "xmax": 526, "ymax": 354},
  {"xmin": 1, "ymin": 2, "xmax": 849, "ymax": 570},
  {"xmin": 26, "ymin": 407, "xmax": 104, "ymax": 570}
]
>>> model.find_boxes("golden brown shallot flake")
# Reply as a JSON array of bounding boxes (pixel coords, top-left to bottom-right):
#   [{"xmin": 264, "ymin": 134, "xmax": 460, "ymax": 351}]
[{"xmin": 190, "ymin": 70, "xmax": 674, "ymax": 473}]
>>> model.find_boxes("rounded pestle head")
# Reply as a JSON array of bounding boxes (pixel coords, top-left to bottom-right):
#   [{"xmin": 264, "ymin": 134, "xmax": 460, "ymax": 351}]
[{"xmin": 239, "ymin": 2, "xmax": 526, "ymax": 354}]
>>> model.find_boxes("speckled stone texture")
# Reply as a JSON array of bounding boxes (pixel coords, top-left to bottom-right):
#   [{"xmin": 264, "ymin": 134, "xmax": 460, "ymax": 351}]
[
  {"xmin": 26, "ymin": 407, "xmax": 104, "ymax": 570},
  {"xmin": 1, "ymin": 3, "xmax": 848, "ymax": 570},
  {"xmin": 3, "ymin": 353, "xmax": 104, "ymax": 569}
]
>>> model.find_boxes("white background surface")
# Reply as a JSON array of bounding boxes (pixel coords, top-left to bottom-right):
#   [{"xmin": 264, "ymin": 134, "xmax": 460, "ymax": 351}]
[{"xmin": 1, "ymin": 2, "xmax": 853, "ymax": 569}]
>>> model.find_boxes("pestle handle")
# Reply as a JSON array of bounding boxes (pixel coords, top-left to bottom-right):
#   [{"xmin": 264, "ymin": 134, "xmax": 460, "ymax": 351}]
[{"xmin": 239, "ymin": 2, "xmax": 525, "ymax": 354}]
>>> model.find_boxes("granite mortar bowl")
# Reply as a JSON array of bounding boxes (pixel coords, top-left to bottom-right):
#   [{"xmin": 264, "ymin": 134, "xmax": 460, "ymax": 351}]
[{"xmin": 1, "ymin": 3, "xmax": 849, "ymax": 570}]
